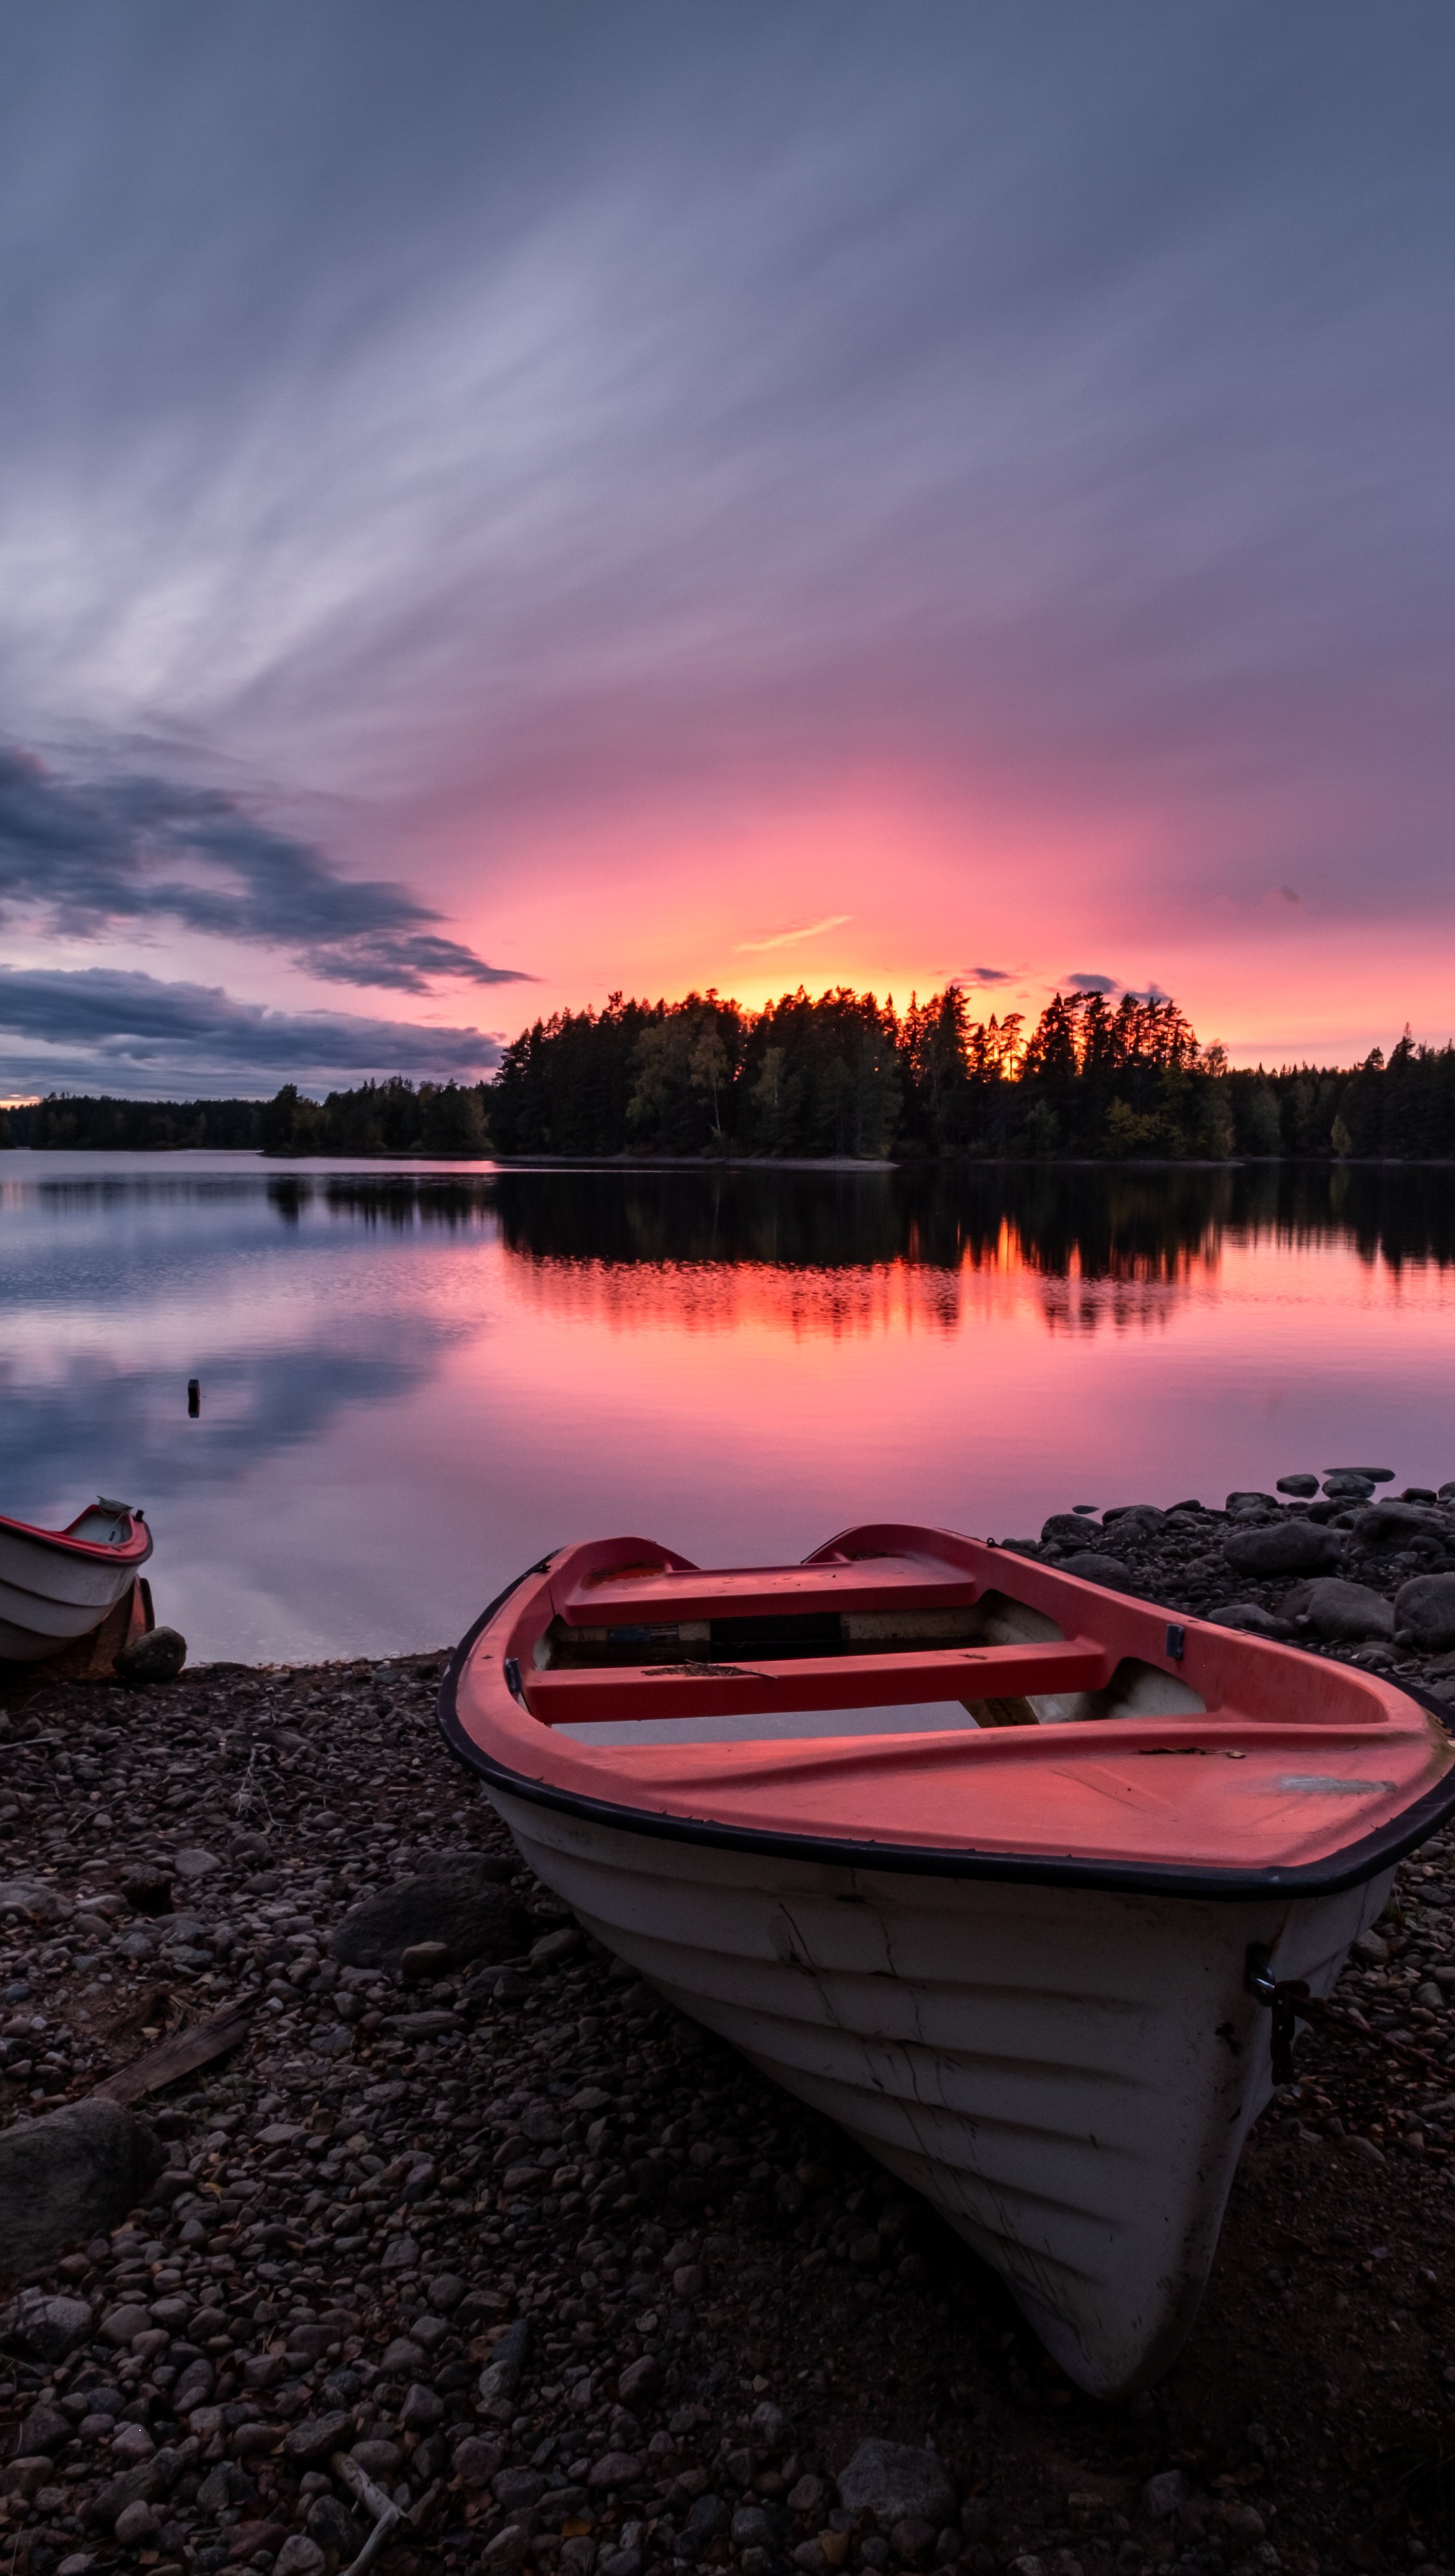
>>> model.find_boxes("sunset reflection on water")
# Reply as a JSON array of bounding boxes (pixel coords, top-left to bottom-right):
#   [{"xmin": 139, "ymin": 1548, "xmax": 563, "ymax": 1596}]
[{"xmin": 1, "ymin": 1153, "xmax": 1452, "ymax": 1662}]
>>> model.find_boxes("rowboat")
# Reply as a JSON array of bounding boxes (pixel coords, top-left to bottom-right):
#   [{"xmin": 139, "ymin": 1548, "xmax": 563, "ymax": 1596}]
[
  {"xmin": 439, "ymin": 1523, "xmax": 1455, "ymax": 2396},
  {"xmin": 0, "ymin": 1499, "xmax": 153, "ymax": 1663}
]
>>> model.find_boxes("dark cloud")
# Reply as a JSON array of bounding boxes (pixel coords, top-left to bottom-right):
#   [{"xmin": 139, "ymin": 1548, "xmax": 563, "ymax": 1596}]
[
  {"xmin": 1067, "ymin": 973, "xmax": 1120, "ymax": 995},
  {"xmin": 0, "ymin": 964, "xmax": 500, "ymax": 1097},
  {"xmin": 955, "ymin": 967, "xmax": 1017, "ymax": 987},
  {"xmin": 0, "ymin": 744, "xmax": 531, "ymax": 993}
]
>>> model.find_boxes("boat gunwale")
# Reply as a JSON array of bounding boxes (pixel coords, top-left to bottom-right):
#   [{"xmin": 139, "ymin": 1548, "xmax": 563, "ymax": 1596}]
[
  {"xmin": 0, "ymin": 1507, "xmax": 153, "ymax": 1568},
  {"xmin": 438, "ymin": 1562, "xmax": 1455, "ymax": 1903}
]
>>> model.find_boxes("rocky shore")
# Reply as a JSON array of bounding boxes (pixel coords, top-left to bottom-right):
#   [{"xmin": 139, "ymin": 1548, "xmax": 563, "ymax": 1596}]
[{"xmin": 5, "ymin": 1475, "xmax": 1455, "ymax": 2576}]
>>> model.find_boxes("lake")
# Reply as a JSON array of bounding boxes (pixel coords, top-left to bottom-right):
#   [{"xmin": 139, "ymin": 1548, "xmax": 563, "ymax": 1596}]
[{"xmin": 2, "ymin": 1151, "xmax": 1453, "ymax": 1665}]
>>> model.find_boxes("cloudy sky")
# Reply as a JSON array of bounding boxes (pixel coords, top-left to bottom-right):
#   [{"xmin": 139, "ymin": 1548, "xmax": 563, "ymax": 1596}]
[{"xmin": 1, "ymin": 1, "xmax": 1452, "ymax": 1097}]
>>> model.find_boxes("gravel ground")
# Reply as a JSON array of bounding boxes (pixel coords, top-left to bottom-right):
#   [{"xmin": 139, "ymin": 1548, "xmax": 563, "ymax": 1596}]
[{"xmin": 5, "ymin": 1481, "xmax": 1455, "ymax": 2576}]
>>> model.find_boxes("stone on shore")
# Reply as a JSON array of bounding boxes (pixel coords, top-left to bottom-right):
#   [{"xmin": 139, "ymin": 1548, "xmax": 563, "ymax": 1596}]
[
  {"xmin": 1223, "ymin": 1519, "xmax": 1344, "ymax": 1576},
  {"xmin": 1286, "ymin": 1577, "xmax": 1396, "ymax": 1642},
  {"xmin": 1351, "ymin": 1500, "xmax": 1443, "ymax": 1549},
  {"xmin": 115, "ymin": 1624, "xmax": 188, "ymax": 1685},
  {"xmin": 836, "ymin": 2440, "xmax": 957, "ymax": 2530},
  {"xmin": 328, "ymin": 1850, "xmax": 530, "ymax": 1971},
  {"xmin": 1206, "ymin": 1602, "xmax": 1295, "ymax": 1638},
  {"xmin": 1058, "ymin": 1551, "xmax": 1138, "ymax": 1592},
  {"xmin": 1395, "ymin": 1573, "xmax": 1455, "ymax": 1651},
  {"xmin": 0, "ymin": 2098, "xmax": 163, "ymax": 2284}
]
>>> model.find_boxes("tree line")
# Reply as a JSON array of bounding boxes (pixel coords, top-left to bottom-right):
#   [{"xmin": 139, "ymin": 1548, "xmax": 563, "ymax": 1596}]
[
  {"xmin": 3, "ymin": 1079, "xmax": 491, "ymax": 1157},
  {"xmin": 486, "ymin": 983, "xmax": 1455, "ymax": 1160},
  {"xmin": 3, "ymin": 986, "xmax": 1452, "ymax": 1160}
]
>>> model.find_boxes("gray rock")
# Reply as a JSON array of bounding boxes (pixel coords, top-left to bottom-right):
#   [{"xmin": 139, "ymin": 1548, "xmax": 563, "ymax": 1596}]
[
  {"xmin": 0, "ymin": 2290, "xmax": 95, "ymax": 2362},
  {"xmin": 400, "ymin": 2380, "xmax": 444, "ymax": 2430},
  {"xmin": 274, "ymin": 2540, "xmax": 327, "ymax": 2576},
  {"xmin": 836, "ymin": 2441, "xmax": 956, "ymax": 2532},
  {"xmin": 1102, "ymin": 1506, "xmax": 1166, "ymax": 1532},
  {"xmin": 0, "ymin": 2098, "xmax": 164, "ymax": 2285},
  {"xmin": 1060, "ymin": 1551, "xmax": 1138, "ymax": 1593},
  {"xmin": 478, "ymin": 2318, "xmax": 530, "ymax": 2420},
  {"xmin": 172, "ymin": 2357, "xmax": 215, "ymax": 2412},
  {"xmin": 1351, "ymin": 1501, "xmax": 1443, "ymax": 1549},
  {"xmin": 453, "ymin": 2434, "xmax": 505, "ymax": 2489},
  {"xmin": 1328, "ymin": 1466, "xmax": 1395, "ymax": 1482},
  {"xmin": 0, "ymin": 1880, "xmax": 72, "ymax": 1926},
  {"xmin": 1395, "ymin": 1574, "xmax": 1455, "ymax": 1651},
  {"xmin": 618, "ymin": 2354, "xmax": 662, "ymax": 2403},
  {"xmin": 115, "ymin": 1625, "xmax": 188, "ymax": 1685},
  {"xmin": 308, "ymin": 2494, "xmax": 363, "ymax": 2555},
  {"xmin": 733, "ymin": 2507, "xmax": 778, "ymax": 2550},
  {"xmin": 1287, "ymin": 1578, "xmax": 1395, "ymax": 1643},
  {"xmin": 1206, "ymin": 1604, "xmax": 1296, "ymax": 1639},
  {"xmin": 1276, "ymin": 1475, "xmax": 1320, "ymax": 1497},
  {"xmin": 749, "ymin": 2400, "xmax": 793, "ymax": 2452},
  {"xmin": 1223, "ymin": 1520, "xmax": 1343, "ymax": 1577},
  {"xmin": 330, "ymin": 1852, "xmax": 529, "ymax": 1973},
  {"xmin": 1226, "ymin": 1492, "xmax": 1278, "ymax": 1517},
  {"xmin": 1321, "ymin": 1473, "xmax": 1375, "ymax": 1501},
  {"xmin": 588, "ymin": 2448, "xmax": 644, "ymax": 2489},
  {"xmin": 1141, "ymin": 2470, "xmax": 1189, "ymax": 2521},
  {"xmin": 1040, "ymin": 1514, "xmax": 1098, "ymax": 1549},
  {"xmin": 677, "ymin": 2494, "xmax": 729, "ymax": 2558},
  {"xmin": 496, "ymin": 2468, "xmax": 546, "ymax": 2510},
  {"xmin": 283, "ymin": 2409, "xmax": 355, "ymax": 2465}
]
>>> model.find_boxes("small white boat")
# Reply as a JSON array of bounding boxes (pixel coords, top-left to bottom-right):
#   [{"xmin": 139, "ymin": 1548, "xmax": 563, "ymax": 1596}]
[
  {"xmin": 0, "ymin": 1499, "xmax": 154, "ymax": 1662},
  {"xmin": 440, "ymin": 1524, "xmax": 1455, "ymax": 2396}
]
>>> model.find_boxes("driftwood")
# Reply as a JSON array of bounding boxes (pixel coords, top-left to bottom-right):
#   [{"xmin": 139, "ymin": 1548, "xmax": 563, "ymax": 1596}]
[{"xmin": 91, "ymin": 1998, "xmax": 255, "ymax": 2105}]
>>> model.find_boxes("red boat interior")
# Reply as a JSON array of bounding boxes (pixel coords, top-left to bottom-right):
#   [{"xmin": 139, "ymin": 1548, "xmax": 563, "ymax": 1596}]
[{"xmin": 449, "ymin": 1526, "xmax": 1455, "ymax": 1870}]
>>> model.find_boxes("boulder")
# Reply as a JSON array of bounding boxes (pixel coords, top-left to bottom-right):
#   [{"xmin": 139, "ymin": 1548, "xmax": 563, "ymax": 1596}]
[
  {"xmin": 1040, "ymin": 1515, "xmax": 1098, "ymax": 1549},
  {"xmin": 1395, "ymin": 1574, "xmax": 1455, "ymax": 1653},
  {"xmin": 1207, "ymin": 1604, "xmax": 1295, "ymax": 1640},
  {"xmin": 1102, "ymin": 1506, "xmax": 1166, "ymax": 1533},
  {"xmin": 1225, "ymin": 1492, "xmax": 1278, "ymax": 1518},
  {"xmin": 1328, "ymin": 1466, "xmax": 1395, "ymax": 1483},
  {"xmin": 1060, "ymin": 1552, "xmax": 1138, "ymax": 1594},
  {"xmin": 1353, "ymin": 1501, "xmax": 1445, "ymax": 1550},
  {"xmin": 0, "ymin": 2098, "xmax": 164, "ymax": 2286},
  {"xmin": 330, "ymin": 1852, "xmax": 530, "ymax": 1973},
  {"xmin": 1276, "ymin": 1475, "xmax": 1320, "ymax": 1497},
  {"xmin": 1321, "ymin": 1474, "xmax": 1375, "ymax": 1501},
  {"xmin": 0, "ymin": 1880, "xmax": 72, "ymax": 1927},
  {"xmin": 116, "ymin": 1624, "xmax": 188, "ymax": 1685},
  {"xmin": 1287, "ymin": 1578, "xmax": 1395, "ymax": 1643},
  {"xmin": 1223, "ymin": 1520, "xmax": 1343, "ymax": 1577},
  {"xmin": 0, "ymin": 2290, "xmax": 95, "ymax": 2363},
  {"xmin": 836, "ymin": 2441, "xmax": 956, "ymax": 2532}
]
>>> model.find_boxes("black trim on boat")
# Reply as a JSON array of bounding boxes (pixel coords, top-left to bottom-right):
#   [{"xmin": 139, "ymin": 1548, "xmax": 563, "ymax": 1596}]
[{"xmin": 436, "ymin": 1564, "xmax": 1455, "ymax": 1904}]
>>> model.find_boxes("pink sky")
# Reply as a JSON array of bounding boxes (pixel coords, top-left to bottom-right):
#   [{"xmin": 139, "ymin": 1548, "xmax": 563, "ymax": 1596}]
[{"xmin": 1, "ymin": 6, "xmax": 1452, "ymax": 1094}]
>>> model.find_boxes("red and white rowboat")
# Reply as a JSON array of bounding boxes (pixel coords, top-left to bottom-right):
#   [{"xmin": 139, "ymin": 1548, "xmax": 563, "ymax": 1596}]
[
  {"xmin": 0, "ymin": 1500, "xmax": 153, "ymax": 1663},
  {"xmin": 442, "ymin": 1524, "xmax": 1455, "ymax": 2395}
]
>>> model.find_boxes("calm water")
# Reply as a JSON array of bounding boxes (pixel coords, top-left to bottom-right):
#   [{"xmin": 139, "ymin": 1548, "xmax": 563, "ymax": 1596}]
[{"xmin": 2, "ymin": 1151, "xmax": 1454, "ymax": 1665}]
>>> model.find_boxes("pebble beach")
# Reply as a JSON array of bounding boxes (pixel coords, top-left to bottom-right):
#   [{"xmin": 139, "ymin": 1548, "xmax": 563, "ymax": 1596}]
[{"xmin": 6, "ymin": 1477, "xmax": 1455, "ymax": 2576}]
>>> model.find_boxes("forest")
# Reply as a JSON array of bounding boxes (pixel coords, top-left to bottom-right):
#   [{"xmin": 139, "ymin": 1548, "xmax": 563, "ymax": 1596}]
[
  {"xmin": 483, "ymin": 984, "xmax": 1455, "ymax": 1161},
  {"xmin": 4, "ymin": 984, "xmax": 1454, "ymax": 1160}
]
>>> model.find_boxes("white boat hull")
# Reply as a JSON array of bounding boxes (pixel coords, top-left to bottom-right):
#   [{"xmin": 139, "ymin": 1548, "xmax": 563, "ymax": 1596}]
[
  {"xmin": 0, "ymin": 1520, "xmax": 143, "ymax": 1661},
  {"xmin": 490, "ymin": 1785, "xmax": 1387, "ymax": 2397}
]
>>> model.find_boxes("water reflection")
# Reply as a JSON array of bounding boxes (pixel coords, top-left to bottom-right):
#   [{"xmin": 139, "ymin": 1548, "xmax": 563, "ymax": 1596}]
[{"xmin": 2, "ymin": 1152, "xmax": 1453, "ymax": 1662}]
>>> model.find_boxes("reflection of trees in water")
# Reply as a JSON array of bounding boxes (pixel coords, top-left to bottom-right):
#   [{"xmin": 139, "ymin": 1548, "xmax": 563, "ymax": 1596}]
[{"xmin": 262, "ymin": 1164, "xmax": 1455, "ymax": 1336}]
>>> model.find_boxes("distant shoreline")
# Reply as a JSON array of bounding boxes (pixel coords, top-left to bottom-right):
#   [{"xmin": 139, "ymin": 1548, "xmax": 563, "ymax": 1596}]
[{"xmin": 6, "ymin": 1143, "xmax": 1455, "ymax": 1171}]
